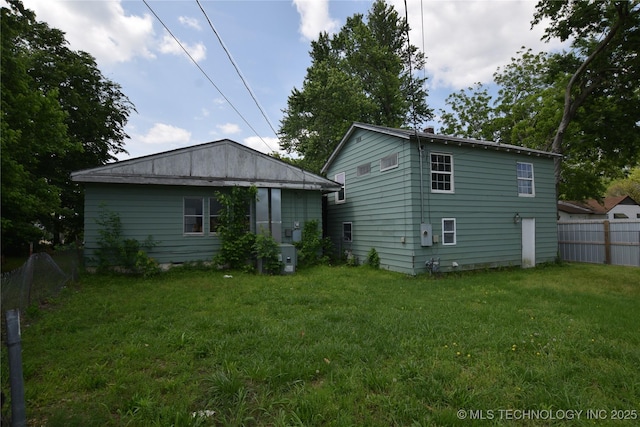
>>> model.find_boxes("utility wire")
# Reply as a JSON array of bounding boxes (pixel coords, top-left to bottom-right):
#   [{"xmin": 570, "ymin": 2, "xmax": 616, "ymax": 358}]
[
  {"xmin": 196, "ymin": 0, "xmax": 280, "ymax": 139},
  {"xmin": 142, "ymin": 0, "xmax": 275, "ymax": 154}
]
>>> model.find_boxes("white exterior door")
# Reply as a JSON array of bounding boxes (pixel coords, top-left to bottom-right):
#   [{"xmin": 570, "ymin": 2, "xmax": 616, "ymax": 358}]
[{"xmin": 521, "ymin": 218, "xmax": 536, "ymax": 268}]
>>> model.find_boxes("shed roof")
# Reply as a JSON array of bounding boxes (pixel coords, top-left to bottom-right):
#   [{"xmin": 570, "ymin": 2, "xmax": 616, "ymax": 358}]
[
  {"xmin": 72, "ymin": 139, "xmax": 341, "ymax": 192},
  {"xmin": 322, "ymin": 123, "xmax": 562, "ymax": 174}
]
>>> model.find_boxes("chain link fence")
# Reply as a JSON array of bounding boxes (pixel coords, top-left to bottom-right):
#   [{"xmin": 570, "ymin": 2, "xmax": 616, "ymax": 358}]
[{"xmin": 1, "ymin": 250, "xmax": 80, "ymax": 313}]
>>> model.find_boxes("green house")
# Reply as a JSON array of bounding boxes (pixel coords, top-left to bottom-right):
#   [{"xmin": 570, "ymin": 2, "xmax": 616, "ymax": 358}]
[
  {"xmin": 322, "ymin": 123, "xmax": 561, "ymax": 274},
  {"xmin": 71, "ymin": 139, "xmax": 341, "ymax": 267}
]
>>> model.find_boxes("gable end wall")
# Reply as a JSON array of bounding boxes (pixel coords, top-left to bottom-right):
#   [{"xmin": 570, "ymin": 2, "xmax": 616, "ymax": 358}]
[{"xmin": 325, "ymin": 129, "xmax": 558, "ymax": 274}]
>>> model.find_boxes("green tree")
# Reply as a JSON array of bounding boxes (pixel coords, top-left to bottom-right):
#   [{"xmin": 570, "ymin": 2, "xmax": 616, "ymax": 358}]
[
  {"xmin": 279, "ymin": 0, "xmax": 432, "ymax": 172},
  {"xmin": 441, "ymin": 43, "xmax": 640, "ymax": 200},
  {"xmin": 1, "ymin": 0, "xmax": 134, "ymax": 254},
  {"xmin": 1, "ymin": 1, "xmax": 71, "ymax": 253},
  {"xmin": 532, "ymin": 0, "xmax": 640, "ymax": 188},
  {"xmin": 606, "ymin": 167, "xmax": 640, "ymax": 202}
]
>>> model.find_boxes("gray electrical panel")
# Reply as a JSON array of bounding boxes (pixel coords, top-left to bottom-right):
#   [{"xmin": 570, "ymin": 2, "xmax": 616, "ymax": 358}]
[
  {"xmin": 420, "ymin": 223, "xmax": 433, "ymax": 247},
  {"xmin": 280, "ymin": 244, "xmax": 297, "ymax": 274}
]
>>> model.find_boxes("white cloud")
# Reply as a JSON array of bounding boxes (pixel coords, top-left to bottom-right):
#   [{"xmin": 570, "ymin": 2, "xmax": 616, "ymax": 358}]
[
  {"xmin": 293, "ymin": 0, "xmax": 340, "ymax": 40},
  {"xmin": 22, "ymin": 0, "xmax": 155, "ymax": 65},
  {"xmin": 135, "ymin": 123, "xmax": 191, "ymax": 145},
  {"xmin": 159, "ymin": 33, "xmax": 207, "ymax": 61},
  {"xmin": 243, "ymin": 136, "xmax": 283, "ymax": 155},
  {"xmin": 217, "ymin": 123, "xmax": 242, "ymax": 134},
  {"xmin": 178, "ymin": 16, "xmax": 201, "ymax": 31},
  {"xmin": 390, "ymin": 0, "xmax": 568, "ymax": 90}
]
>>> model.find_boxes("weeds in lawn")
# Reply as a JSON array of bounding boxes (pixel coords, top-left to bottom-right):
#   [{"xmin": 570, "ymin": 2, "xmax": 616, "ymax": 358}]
[{"xmin": 1, "ymin": 263, "xmax": 638, "ymax": 426}]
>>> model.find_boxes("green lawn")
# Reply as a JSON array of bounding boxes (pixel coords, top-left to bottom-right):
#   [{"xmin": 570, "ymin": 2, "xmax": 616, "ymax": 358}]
[{"xmin": 2, "ymin": 263, "xmax": 639, "ymax": 426}]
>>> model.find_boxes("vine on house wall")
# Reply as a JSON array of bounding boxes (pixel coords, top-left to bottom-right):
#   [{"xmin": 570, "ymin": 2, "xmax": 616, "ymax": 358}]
[{"xmin": 213, "ymin": 186, "xmax": 257, "ymax": 271}]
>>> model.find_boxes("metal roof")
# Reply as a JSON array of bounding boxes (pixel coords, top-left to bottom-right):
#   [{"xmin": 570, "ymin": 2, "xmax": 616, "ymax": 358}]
[
  {"xmin": 72, "ymin": 139, "xmax": 342, "ymax": 192},
  {"xmin": 322, "ymin": 122, "xmax": 562, "ymax": 174}
]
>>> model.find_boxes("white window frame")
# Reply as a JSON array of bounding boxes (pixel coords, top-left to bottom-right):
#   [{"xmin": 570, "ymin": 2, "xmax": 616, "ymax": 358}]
[
  {"xmin": 380, "ymin": 152, "xmax": 399, "ymax": 172},
  {"xmin": 517, "ymin": 162, "xmax": 535, "ymax": 197},
  {"xmin": 442, "ymin": 218, "xmax": 456, "ymax": 245},
  {"xmin": 184, "ymin": 197, "xmax": 204, "ymax": 235},
  {"xmin": 343, "ymin": 222, "xmax": 353, "ymax": 242},
  {"xmin": 335, "ymin": 172, "xmax": 346, "ymax": 203},
  {"xmin": 430, "ymin": 152, "xmax": 454, "ymax": 193}
]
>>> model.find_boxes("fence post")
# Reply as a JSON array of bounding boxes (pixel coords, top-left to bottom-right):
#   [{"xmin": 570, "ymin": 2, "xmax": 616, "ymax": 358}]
[
  {"xmin": 5, "ymin": 309, "xmax": 27, "ymax": 427},
  {"xmin": 603, "ymin": 220, "xmax": 611, "ymax": 265}
]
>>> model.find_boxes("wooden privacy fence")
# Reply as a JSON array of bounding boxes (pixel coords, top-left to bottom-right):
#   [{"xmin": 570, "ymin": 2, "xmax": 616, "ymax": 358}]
[{"xmin": 558, "ymin": 220, "xmax": 640, "ymax": 267}]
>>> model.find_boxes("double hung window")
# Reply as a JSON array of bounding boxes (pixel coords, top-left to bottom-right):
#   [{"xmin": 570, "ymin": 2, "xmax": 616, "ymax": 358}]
[
  {"xmin": 442, "ymin": 218, "xmax": 456, "ymax": 245},
  {"xmin": 184, "ymin": 198, "xmax": 204, "ymax": 234},
  {"xmin": 517, "ymin": 162, "xmax": 535, "ymax": 196}
]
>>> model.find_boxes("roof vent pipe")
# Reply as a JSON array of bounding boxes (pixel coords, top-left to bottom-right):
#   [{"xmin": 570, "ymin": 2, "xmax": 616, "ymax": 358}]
[{"xmin": 424, "ymin": 127, "xmax": 435, "ymax": 134}]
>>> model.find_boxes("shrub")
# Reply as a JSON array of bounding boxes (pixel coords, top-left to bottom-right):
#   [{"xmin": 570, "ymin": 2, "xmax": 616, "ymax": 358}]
[
  {"xmin": 295, "ymin": 220, "xmax": 333, "ymax": 267},
  {"xmin": 253, "ymin": 233, "xmax": 282, "ymax": 275},
  {"xmin": 94, "ymin": 207, "xmax": 158, "ymax": 274},
  {"xmin": 366, "ymin": 248, "xmax": 380, "ymax": 268}
]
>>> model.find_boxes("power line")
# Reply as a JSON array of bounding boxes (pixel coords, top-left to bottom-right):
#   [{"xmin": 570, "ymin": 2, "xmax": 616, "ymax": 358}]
[
  {"xmin": 141, "ymin": 0, "xmax": 275, "ymax": 154},
  {"xmin": 196, "ymin": 0, "xmax": 280, "ymax": 139}
]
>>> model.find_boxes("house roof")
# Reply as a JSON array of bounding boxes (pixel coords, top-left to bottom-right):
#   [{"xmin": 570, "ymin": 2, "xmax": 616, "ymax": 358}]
[
  {"xmin": 321, "ymin": 122, "xmax": 562, "ymax": 174},
  {"xmin": 558, "ymin": 195, "xmax": 639, "ymax": 215},
  {"xmin": 72, "ymin": 139, "xmax": 342, "ymax": 192}
]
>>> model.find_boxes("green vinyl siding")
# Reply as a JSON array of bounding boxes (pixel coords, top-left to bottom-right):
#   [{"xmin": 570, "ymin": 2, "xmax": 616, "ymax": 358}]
[
  {"xmin": 326, "ymin": 129, "xmax": 418, "ymax": 274},
  {"xmin": 84, "ymin": 184, "xmax": 324, "ymax": 266},
  {"xmin": 84, "ymin": 184, "xmax": 224, "ymax": 265},
  {"xmin": 325, "ymin": 128, "xmax": 558, "ymax": 274},
  {"xmin": 281, "ymin": 190, "xmax": 323, "ymax": 244}
]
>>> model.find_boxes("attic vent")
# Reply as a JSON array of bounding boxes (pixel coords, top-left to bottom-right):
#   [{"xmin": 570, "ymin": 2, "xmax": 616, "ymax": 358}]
[
  {"xmin": 380, "ymin": 153, "xmax": 399, "ymax": 172},
  {"xmin": 357, "ymin": 163, "xmax": 371, "ymax": 177},
  {"xmin": 355, "ymin": 136, "xmax": 362, "ymax": 143}
]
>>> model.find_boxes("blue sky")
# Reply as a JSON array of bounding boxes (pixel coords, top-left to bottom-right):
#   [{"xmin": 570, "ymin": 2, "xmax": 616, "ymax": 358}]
[{"xmin": 20, "ymin": 0, "xmax": 565, "ymax": 161}]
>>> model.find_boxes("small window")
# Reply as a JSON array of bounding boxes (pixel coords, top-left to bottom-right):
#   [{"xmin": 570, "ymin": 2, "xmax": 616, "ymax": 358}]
[
  {"xmin": 343, "ymin": 222, "xmax": 352, "ymax": 242},
  {"xmin": 517, "ymin": 162, "xmax": 535, "ymax": 196},
  {"xmin": 380, "ymin": 153, "xmax": 399, "ymax": 171},
  {"xmin": 613, "ymin": 213, "xmax": 629, "ymax": 219},
  {"xmin": 442, "ymin": 218, "xmax": 456, "ymax": 245},
  {"xmin": 357, "ymin": 163, "xmax": 371, "ymax": 177},
  {"xmin": 431, "ymin": 153, "xmax": 454, "ymax": 193},
  {"xmin": 209, "ymin": 197, "xmax": 223, "ymax": 234},
  {"xmin": 335, "ymin": 172, "xmax": 346, "ymax": 203},
  {"xmin": 184, "ymin": 197, "xmax": 203, "ymax": 234}
]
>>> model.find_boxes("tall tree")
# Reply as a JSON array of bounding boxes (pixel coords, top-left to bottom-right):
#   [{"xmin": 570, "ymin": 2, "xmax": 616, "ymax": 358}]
[
  {"xmin": 279, "ymin": 0, "xmax": 432, "ymax": 172},
  {"xmin": 1, "ymin": 0, "xmax": 134, "ymax": 255},
  {"xmin": 532, "ymin": 0, "xmax": 640, "ymax": 187},
  {"xmin": 440, "ymin": 1, "xmax": 640, "ymax": 200}
]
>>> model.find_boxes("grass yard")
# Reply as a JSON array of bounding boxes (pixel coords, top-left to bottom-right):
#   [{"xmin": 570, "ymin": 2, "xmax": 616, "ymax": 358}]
[{"xmin": 2, "ymin": 263, "xmax": 639, "ymax": 426}]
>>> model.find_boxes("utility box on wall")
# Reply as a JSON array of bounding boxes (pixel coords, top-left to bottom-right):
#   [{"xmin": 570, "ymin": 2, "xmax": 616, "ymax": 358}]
[
  {"xmin": 280, "ymin": 244, "xmax": 297, "ymax": 274},
  {"xmin": 420, "ymin": 223, "xmax": 433, "ymax": 247}
]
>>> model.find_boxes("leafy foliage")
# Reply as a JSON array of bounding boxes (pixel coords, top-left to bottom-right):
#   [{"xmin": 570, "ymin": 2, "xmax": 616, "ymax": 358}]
[
  {"xmin": 294, "ymin": 220, "xmax": 332, "ymax": 267},
  {"xmin": 532, "ymin": 0, "xmax": 640, "ymax": 195},
  {"xmin": 279, "ymin": 0, "xmax": 432, "ymax": 172},
  {"xmin": 94, "ymin": 208, "xmax": 158, "ymax": 276},
  {"xmin": 253, "ymin": 233, "xmax": 282, "ymax": 275},
  {"xmin": 366, "ymin": 248, "xmax": 380, "ymax": 269},
  {"xmin": 606, "ymin": 166, "xmax": 640, "ymax": 202},
  {"xmin": 213, "ymin": 186, "xmax": 257, "ymax": 271},
  {"xmin": 1, "ymin": 0, "xmax": 134, "ymax": 254},
  {"xmin": 440, "ymin": 42, "xmax": 640, "ymax": 200}
]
